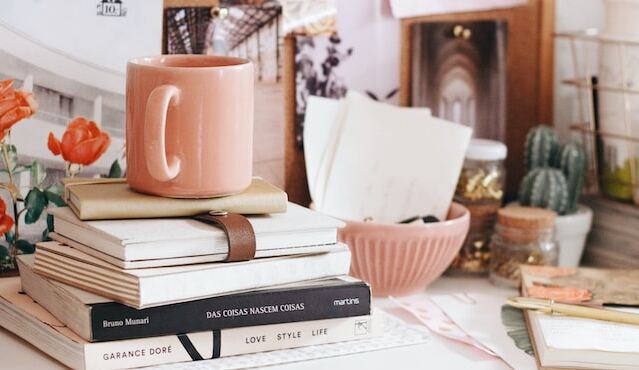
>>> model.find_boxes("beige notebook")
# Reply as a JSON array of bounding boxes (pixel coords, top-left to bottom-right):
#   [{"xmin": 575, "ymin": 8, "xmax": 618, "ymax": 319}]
[{"xmin": 63, "ymin": 177, "xmax": 288, "ymax": 220}]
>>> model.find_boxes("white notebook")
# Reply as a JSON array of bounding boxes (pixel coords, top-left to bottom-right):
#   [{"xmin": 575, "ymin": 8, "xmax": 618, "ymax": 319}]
[
  {"xmin": 34, "ymin": 241, "xmax": 352, "ymax": 309},
  {"xmin": 48, "ymin": 203, "xmax": 344, "ymax": 262}
]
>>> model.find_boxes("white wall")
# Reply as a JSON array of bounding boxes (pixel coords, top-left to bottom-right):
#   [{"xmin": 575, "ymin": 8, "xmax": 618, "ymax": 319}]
[{"xmin": 554, "ymin": 0, "xmax": 604, "ymax": 140}]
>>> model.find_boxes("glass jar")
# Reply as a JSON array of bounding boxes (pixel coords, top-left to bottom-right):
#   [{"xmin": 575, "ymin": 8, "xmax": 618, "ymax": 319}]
[
  {"xmin": 450, "ymin": 139, "xmax": 507, "ymax": 274},
  {"xmin": 489, "ymin": 207, "xmax": 558, "ymax": 288}
]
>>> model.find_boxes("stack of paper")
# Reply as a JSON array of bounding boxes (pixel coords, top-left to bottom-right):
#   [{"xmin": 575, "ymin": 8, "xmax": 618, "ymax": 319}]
[{"xmin": 304, "ymin": 91, "xmax": 472, "ymax": 223}]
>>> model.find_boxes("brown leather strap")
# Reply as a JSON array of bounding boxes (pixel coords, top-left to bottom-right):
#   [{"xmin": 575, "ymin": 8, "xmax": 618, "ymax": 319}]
[{"xmin": 194, "ymin": 211, "xmax": 256, "ymax": 262}]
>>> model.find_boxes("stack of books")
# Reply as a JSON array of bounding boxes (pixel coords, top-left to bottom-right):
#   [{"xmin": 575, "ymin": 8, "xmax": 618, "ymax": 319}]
[{"xmin": 2, "ymin": 178, "xmax": 376, "ymax": 370}]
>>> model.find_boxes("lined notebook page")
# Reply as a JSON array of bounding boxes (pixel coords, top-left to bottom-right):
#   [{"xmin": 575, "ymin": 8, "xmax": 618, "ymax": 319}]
[{"xmin": 537, "ymin": 309, "xmax": 639, "ymax": 352}]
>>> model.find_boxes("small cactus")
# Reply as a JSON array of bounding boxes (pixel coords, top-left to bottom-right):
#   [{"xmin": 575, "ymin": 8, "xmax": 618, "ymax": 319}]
[
  {"xmin": 524, "ymin": 125, "xmax": 560, "ymax": 171},
  {"xmin": 519, "ymin": 167, "xmax": 569, "ymax": 215},
  {"xmin": 559, "ymin": 142, "xmax": 586, "ymax": 214}
]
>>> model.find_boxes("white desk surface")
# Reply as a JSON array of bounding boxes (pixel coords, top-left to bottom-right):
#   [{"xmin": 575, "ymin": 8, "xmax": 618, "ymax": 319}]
[{"xmin": 0, "ymin": 275, "xmax": 516, "ymax": 370}]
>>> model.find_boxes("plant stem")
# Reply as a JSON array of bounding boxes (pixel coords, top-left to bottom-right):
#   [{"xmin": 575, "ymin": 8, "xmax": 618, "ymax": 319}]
[
  {"xmin": 1, "ymin": 144, "xmax": 14, "ymax": 185},
  {"xmin": 7, "ymin": 202, "xmax": 21, "ymax": 260},
  {"xmin": 0, "ymin": 142, "xmax": 17, "ymax": 262},
  {"xmin": 66, "ymin": 162, "xmax": 82, "ymax": 177}
]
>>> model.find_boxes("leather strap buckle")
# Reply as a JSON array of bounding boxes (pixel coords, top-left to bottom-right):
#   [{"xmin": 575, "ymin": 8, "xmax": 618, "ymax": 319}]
[{"xmin": 194, "ymin": 211, "xmax": 256, "ymax": 262}]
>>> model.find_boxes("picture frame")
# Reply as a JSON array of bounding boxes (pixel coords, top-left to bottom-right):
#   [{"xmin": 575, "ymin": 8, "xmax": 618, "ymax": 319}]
[{"xmin": 399, "ymin": 0, "xmax": 555, "ymax": 198}]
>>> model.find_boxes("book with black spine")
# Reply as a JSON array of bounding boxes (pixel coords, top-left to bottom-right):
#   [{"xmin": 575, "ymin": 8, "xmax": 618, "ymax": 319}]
[{"xmin": 18, "ymin": 255, "xmax": 370, "ymax": 342}]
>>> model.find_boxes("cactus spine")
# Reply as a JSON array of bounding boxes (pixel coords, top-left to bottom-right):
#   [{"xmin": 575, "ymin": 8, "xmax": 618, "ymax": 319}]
[
  {"xmin": 524, "ymin": 126, "xmax": 560, "ymax": 170},
  {"xmin": 559, "ymin": 142, "xmax": 587, "ymax": 214},
  {"xmin": 519, "ymin": 125, "xmax": 586, "ymax": 215},
  {"xmin": 519, "ymin": 167, "xmax": 569, "ymax": 215}
]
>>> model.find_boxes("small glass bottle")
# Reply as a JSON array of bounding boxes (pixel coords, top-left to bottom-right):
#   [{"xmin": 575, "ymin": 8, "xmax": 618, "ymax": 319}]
[
  {"xmin": 489, "ymin": 206, "xmax": 558, "ymax": 288},
  {"xmin": 450, "ymin": 139, "xmax": 507, "ymax": 274}
]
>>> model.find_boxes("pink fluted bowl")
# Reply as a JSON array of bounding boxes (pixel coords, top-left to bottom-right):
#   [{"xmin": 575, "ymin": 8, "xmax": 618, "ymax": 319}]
[{"xmin": 338, "ymin": 203, "xmax": 470, "ymax": 297}]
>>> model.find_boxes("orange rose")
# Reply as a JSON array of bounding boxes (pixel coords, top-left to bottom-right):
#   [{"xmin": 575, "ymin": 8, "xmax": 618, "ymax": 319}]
[
  {"xmin": 47, "ymin": 117, "xmax": 111, "ymax": 166},
  {"xmin": 0, "ymin": 197, "xmax": 14, "ymax": 234},
  {"xmin": 0, "ymin": 79, "xmax": 37, "ymax": 141}
]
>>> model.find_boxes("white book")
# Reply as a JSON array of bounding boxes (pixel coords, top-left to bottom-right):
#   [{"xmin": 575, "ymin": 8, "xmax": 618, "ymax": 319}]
[
  {"xmin": 0, "ymin": 277, "xmax": 380, "ymax": 370},
  {"xmin": 48, "ymin": 202, "xmax": 344, "ymax": 262},
  {"xmin": 34, "ymin": 241, "xmax": 352, "ymax": 309}
]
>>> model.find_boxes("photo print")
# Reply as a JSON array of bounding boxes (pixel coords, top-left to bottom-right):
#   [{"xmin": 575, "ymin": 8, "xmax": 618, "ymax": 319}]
[
  {"xmin": 410, "ymin": 20, "xmax": 508, "ymax": 141},
  {"xmin": 165, "ymin": 0, "xmax": 283, "ymax": 83}
]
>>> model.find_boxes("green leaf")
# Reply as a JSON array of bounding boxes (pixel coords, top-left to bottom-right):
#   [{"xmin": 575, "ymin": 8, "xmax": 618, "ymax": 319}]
[
  {"xmin": 46, "ymin": 182, "xmax": 64, "ymax": 196},
  {"xmin": 30, "ymin": 161, "xmax": 46, "ymax": 187},
  {"xmin": 45, "ymin": 190, "xmax": 66, "ymax": 207},
  {"xmin": 41, "ymin": 228, "xmax": 50, "ymax": 242},
  {"xmin": 0, "ymin": 246, "xmax": 7, "ymax": 258},
  {"xmin": 106, "ymin": 159, "xmax": 122, "ymax": 178},
  {"xmin": 46, "ymin": 214, "xmax": 54, "ymax": 232},
  {"xmin": 16, "ymin": 239, "xmax": 35, "ymax": 254},
  {"xmin": 4, "ymin": 230, "xmax": 15, "ymax": 245},
  {"xmin": 44, "ymin": 182, "xmax": 66, "ymax": 207},
  {"xmin": 25, "ymin": 188, "xmax": 47, "ymax": 224}
]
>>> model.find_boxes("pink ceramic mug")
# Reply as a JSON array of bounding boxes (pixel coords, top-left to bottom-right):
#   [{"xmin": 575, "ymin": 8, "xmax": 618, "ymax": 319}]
[{"xmin": 126, "ymin": 55, "xmax": 254, "ymax": 198}]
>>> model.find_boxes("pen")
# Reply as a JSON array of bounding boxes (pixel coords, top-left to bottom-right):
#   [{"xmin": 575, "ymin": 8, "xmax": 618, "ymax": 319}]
[{"xmin": 507, "ymin": 296, "xmax": 639, "ymax": 326}]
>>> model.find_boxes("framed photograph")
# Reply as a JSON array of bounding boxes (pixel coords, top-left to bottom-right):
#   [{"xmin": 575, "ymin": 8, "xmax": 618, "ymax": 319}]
[
  {"xmin": 165, "ymin": 0, "xmax": 283, "ymax": 83},
  {"xmin": 0, "ymin": 0, "xmax": 163, "ymax": 174},
  {"xmin": 410, "ymin": 20, "xmax": 508, "ymax": 141}
]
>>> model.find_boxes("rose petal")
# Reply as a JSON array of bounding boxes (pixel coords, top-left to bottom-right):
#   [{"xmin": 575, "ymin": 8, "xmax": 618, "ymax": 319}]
[
  {"xmin": 95, "ymin": 132, "xmax": 111, "ymax": 160},
  {"xmin": 0, "ymin": 106, "xmax": 32, "ymax": 130},
  {"xmin": 61, "ymin": 123, "xmax": 92, "ymax": 159},
  {"xmin": 67, "ymin": 134, "xmax": 109, "ymax": 165},
  {"xmin": 48, "ymin": 132, "xmax": 62, "ymax": 156},
  {"xmin": 0, "ymin": 80, "xmax": 14, "ymax": 96},
  {"xmin": 0, "ymin": 97, "xmax": 20, "ymax": 117},
  {"xmin": 0, "ymin": 214, "xmax": 14, "ymax": 234},
  {"xmin": 86, "ymin": 120, "xmax": 101, "ymax": 138},
  {"xmin": 16, "ymin": 91, "xmax": 37, "ymax": 114},
  {"xmin": 0, "ymin": 198, "xmax": 6, "ymax": 214},
  {"xmin": 67, "ymin": 117, "xmax": 88, "ymax": 130}
]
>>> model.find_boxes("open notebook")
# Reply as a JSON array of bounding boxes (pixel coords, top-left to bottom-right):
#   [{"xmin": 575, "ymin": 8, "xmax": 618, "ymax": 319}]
[{"xmin": 520, "ymin": 265, "xmax": 639, "ymax": 369}]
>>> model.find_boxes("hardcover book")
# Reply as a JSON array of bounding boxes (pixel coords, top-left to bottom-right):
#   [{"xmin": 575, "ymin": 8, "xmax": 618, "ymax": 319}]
[
  {"xmin": 18, "ymin": 255, "xmax": 370, "ymax": 342},
  {"xmin": 520, "ymin": 265, "xmax": 639, "ymax": 369},
  {"xmin": 33, "ymin": 242, "xmax": 352, "ymax": 309},
  {"xmin": 49, "ymin": 202, "xmax": 344, "ymax": 263},
  {"xmin": 0, "ymin": 277, "xmax": 379, "ymax": 370},
  {"xmin": 63, "ymin": 177, "xmax": 288, "ymax": 220}
]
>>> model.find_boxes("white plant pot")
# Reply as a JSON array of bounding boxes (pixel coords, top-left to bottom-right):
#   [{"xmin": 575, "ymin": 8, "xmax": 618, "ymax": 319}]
[{"xmin": 554, "ymin": 205, "xmax": 593, "ymax": 267}]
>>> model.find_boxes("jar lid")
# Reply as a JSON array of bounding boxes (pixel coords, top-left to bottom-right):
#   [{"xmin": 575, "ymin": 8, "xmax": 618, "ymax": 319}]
[
  {"xmin": 465, "ymin": 139, "xmax": 507, "ymax": 161},
  {"xmin": 497, "ymin": 206, "xmax": 556, "ymax": 230}
]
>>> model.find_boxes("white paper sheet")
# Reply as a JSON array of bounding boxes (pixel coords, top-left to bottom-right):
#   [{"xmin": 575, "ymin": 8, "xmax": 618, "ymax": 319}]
[
  {"xmin": 303, "ymin": 96, "xmax": 343, "ymax": 203},
  {"xmin": 389, "ymin": 0, "xmax": 527, "ymax": 19},
  {"xmin": 431, "ymin": 294, "xmax": 536, "ymax": 370},
  {"xmin": 317, "ymin": 91, "xmax": 470, "ymax": 223}
]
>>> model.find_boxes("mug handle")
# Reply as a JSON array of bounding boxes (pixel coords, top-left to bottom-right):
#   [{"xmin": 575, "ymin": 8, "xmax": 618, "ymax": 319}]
[{"xmin": 144, "ymin": 85, "xmax": 181, "ymax": 182}]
